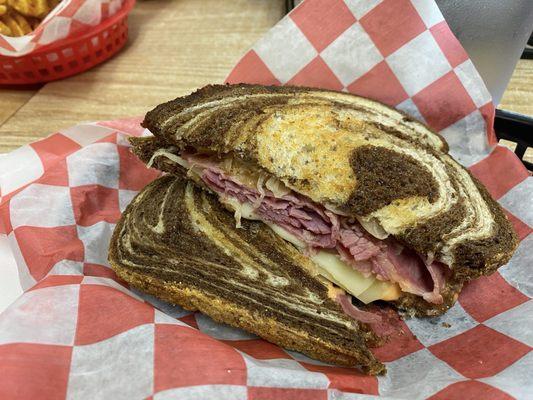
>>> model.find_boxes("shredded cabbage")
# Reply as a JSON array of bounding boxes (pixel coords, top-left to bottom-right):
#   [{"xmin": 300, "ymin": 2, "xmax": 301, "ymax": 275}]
[
  {"xmin": 254, "ymin": 173, "xmax": 267, "ymax": 208},
  {"xmin": 265, "ymin": 176, "xmax": 291, "ymax": 197},
  {"xmin": 234, "ymin": 206, "xmax": 242, "ymax": 228},
  {"xmin": 356, "ymin": 216, "xmax": 389, "ymax": 240},
  {"xmin": 146, "ymin": 148, "xmax": 183, "ymax": 168}
]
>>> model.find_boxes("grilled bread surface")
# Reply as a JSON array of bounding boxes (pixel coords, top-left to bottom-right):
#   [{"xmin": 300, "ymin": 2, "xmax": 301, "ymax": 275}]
[
  {"xmin": 108, "ymin": 175, "xmax": 386, "ymax": 375},
  {"xmin": 139, "ymin": 84, "xmax": 517, "ymax": 282}
]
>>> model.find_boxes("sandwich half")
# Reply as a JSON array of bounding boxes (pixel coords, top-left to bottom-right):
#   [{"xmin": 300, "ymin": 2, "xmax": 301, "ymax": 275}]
[
  {"xmin": 109, "ymin": 175, "xmax": 387, "ymax": 375},
  {"xmin": 130, "ymin": 84, "xmax": 517, "ymax": 318}
]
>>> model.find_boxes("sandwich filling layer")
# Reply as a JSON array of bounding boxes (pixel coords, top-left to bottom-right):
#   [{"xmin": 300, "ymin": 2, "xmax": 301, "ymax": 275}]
[{"xmin": 149, "ymin": 149, "xmax": 448, "ymax": 305}]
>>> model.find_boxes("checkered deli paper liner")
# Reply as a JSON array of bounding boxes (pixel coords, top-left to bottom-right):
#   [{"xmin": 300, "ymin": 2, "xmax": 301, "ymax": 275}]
[
  {"xmin": 0, "ymin": 0, "xmax": 124, "ymax": 56},
  {"xmin": 0, "ymin": 0, "xmax": 531, "ymax": 399}
]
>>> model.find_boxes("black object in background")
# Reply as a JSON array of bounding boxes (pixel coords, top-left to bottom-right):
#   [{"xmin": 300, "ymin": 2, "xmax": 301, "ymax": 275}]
[{"xmin": 495, "ymin": 110, "xmax": 533, "ymax": 171}]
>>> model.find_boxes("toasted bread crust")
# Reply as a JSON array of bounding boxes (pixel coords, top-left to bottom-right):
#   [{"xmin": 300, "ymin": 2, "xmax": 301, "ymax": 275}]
[
  {"xmin": 451, "ymin": 175, "xmax": 518, "ymax": 279},
  {"xmin": 137, "ymin": 84, "xmax": 518, "ymax": 314},
  {"xmin": 111, "ymin": 262, "xmax": 385, "ymax": 375},
  {"xmin": 346, "ymin": 145, "xmax": 438, "ymax": 215},
  {"xmin": 143, "ymin": 86, "xmax": 445, "ymax": 214},
  {"xmin": 109, "ymin": 175, "xmax": 386, "ymax": 374},
  {"xmin": 142, "ymin": 84, "xmax": 448, "ymax": 153}
]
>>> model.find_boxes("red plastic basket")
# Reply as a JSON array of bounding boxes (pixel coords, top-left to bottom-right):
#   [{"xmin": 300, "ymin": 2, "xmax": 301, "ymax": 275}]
[{"xmin": 0, "ymin": 0, "xmax": 135, "ymax": 85}]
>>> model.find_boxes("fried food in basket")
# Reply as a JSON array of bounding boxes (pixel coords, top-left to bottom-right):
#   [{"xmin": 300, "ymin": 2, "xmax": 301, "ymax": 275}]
[
  {"xmin": 0, "ymin": 20, "xmax": 10, "ymax": 36},
  {"xmin": 9, "ymin": 0, "xmax": 49, "ymax": 18},
  {"xmin": 1, "ymin": 11, "xmax": 31, "ymax": 36},
  {"xmin": 0, "ymin": 0, "xmax": 61, "ymax": 36},
  {"xmin": 27, "ymin": 15, "xmax": 39, "ymax": 29},
  {"xmin": 0, "ymin": 1, "xmax": 8, "ymax": 17}
]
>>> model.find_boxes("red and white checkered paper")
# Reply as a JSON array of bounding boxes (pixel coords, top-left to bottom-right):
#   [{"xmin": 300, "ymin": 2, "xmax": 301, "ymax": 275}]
[
  {"xmin": 0, "ymin": 0, "xmax": 532, "ymax": 399},
  {"xmin": 0, "ymin": 0, "xmax": 124, "ymax": 57}
]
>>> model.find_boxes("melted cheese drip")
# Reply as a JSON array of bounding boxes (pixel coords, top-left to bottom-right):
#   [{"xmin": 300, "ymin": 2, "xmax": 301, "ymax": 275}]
[{"xmin": 267, "ymin": 224, "xmax": 400, "ymax": 304}]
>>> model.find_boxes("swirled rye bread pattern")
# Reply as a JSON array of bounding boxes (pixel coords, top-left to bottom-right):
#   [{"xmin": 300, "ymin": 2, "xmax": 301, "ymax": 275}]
[
  {"xmin": 109, "ymin": 176, "xmax": 385, "ymax": 374},
  {"xmin": 110, "ymin": 84, "xmax": 517, "ymax": 374}
]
